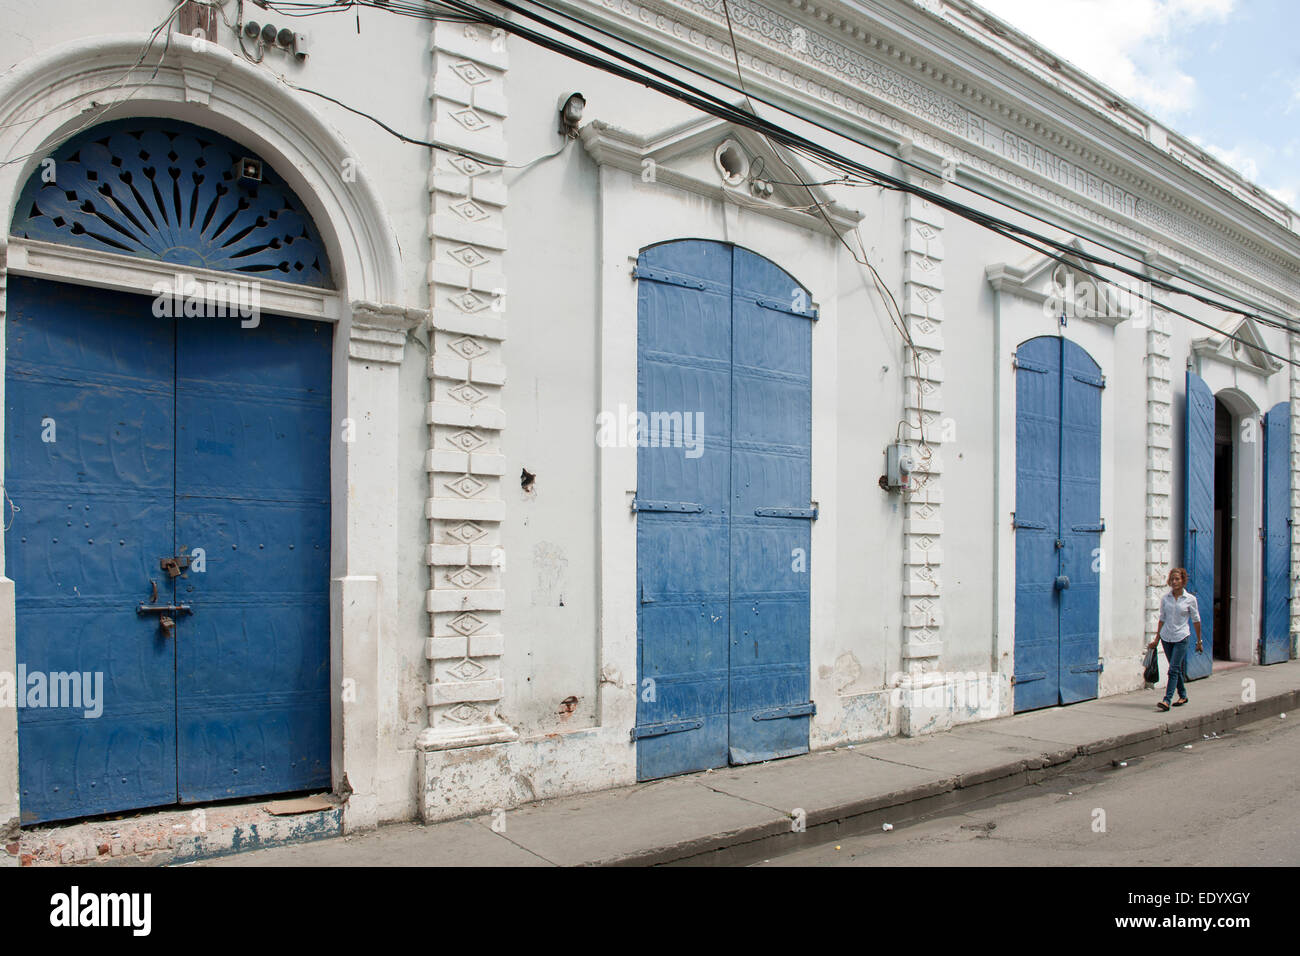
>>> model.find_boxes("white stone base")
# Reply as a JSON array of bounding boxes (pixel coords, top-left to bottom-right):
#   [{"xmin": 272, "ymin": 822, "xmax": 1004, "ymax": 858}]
[
  {"xmin": 896, "ymin": 672, "xmax": 1009, "ymax": 736},
  {"xmin": 417, "ymin": 728, "xmax": 635, "ymax": 823}
]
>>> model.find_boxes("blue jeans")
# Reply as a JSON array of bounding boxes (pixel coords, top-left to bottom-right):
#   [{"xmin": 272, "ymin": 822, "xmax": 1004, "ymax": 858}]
[{"xmin": 1161, "ymin": 638, "xmax": 1188, "ymax": 704}]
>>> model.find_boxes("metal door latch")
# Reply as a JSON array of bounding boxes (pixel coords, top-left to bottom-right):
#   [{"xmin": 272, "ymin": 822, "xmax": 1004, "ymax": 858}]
[
  {"xmin": 160, "ymin": 554, "xmax": 191, "ymax": 578},
  {"xmin": 138, "ymin": 579, "xmax": 193, "ymax": 637}
]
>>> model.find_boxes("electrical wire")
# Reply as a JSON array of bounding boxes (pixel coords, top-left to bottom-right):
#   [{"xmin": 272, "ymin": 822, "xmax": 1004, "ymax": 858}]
[
  {"xmin": 231, "ymin": 0, "xmax": 1300, "ymax": 341},
  {"xmin": 412, "ymin": 0, "xmax": 1300, "ymax": 367},
  {"xmin": 492, "ymin": 0, "xmax": 1300, "ymax": 331},
  {"xmin": 0, "ymin": 0, "xmax": 188, "ymax": 156}
]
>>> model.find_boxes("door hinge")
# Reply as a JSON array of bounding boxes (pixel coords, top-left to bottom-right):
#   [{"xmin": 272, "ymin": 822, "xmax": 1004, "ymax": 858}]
[
  {"xmin": 751, "ymin": 701, "xmax": 816, "ymax": 721},
  {"xmin": 630, "ymin": 719, "xmax": 703, "ymax": 741},
  {"xmin": 631, "ymin": 498, "xmax": 703, "ymax": 513},
  {"xmin": 630, "ymin": 265, "xmax": 707, "ymax": 290},
  {"xmin": 754, "ymin": 506, "xmax": 818, "ymax": 519}
]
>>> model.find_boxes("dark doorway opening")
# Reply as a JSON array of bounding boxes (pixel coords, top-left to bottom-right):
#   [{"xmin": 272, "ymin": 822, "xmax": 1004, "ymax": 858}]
[{"xmin": 1213, "ymin": 398, "xmax": 1233, "ymax": 660}]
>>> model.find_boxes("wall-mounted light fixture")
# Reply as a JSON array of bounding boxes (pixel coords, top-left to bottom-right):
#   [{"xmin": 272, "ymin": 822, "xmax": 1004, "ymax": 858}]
[{"xmin": 558, "ymin": 92, "xmax": 586, "ymax": 138}]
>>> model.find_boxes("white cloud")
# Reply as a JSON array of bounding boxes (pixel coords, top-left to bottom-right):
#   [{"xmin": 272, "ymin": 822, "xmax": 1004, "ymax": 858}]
[{"xmin": 976, "ymin": 0, "xmax": 1235, "ymax": 118}]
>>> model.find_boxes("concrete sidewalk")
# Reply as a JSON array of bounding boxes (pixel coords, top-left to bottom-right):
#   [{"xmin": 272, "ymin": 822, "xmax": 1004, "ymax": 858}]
[{"xmin": 205, "ymin": 661, "xmax": 1300, "ymax": 867}]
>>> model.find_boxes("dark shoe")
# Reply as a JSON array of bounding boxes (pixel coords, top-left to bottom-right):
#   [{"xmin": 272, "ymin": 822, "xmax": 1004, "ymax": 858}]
[
  {"xmin": 1156, "ymin": 701, "xmax": 1170, "ymax": 712},
  {"xmin": 1173, "ymin": 697, "xmax": 1188, "ymax": 707}
]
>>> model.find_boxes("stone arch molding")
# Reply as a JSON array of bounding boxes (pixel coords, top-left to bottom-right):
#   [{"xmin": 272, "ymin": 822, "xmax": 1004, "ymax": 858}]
[{"xmin": 0, "ymin": 33, "xmax": 402, "ymax": 304}]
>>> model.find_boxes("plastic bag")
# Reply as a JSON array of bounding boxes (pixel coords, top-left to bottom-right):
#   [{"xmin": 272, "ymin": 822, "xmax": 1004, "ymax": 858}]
[{"xmin": 1142, "ymin": 644, "xmax": 1160, "ymax": 686}]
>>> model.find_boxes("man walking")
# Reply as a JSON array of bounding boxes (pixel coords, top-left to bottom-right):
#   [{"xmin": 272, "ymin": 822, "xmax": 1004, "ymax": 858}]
[{"xmin": 1149, "ymin": 567, "xmax": 1202, "ymax": 712}]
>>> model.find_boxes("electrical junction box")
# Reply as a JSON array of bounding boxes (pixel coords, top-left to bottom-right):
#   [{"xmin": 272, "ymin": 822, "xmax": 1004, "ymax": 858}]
[{"xmin": 885, "ymin": 442, "xmax": 914, "ymax": 492}]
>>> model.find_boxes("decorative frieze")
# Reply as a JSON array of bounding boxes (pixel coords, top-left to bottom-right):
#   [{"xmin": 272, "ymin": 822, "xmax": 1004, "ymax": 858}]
[{"xmin": 419, "ymin": 21, "xmax": 516, "ymax": 752}]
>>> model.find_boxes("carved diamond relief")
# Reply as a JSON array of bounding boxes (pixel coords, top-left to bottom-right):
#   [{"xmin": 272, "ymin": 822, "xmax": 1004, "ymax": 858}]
[
  {"xmin": 445, "ymin": 473, "xmax": 487, "ymax": 498},
  {"xmin": 451, "ymin": 60, "xmax": 490, "ymax": 85},
  {"xmin": 449, "ymin": 336, "xmax": 490, "ymax": 360},
  {"xmin": 449, "ymin": 245, "xmax": 490, "ymax": 269},
  {"xmin": 450, "ymin": 199, "xmax": 489, "ymax": 222},
  {"xmin": 915, "ymin": 287, "xmax": 936, "ymax": 304},
  {"xmin": 448, "ymin": 612, "xmax": 487, "ymax": 636},
  {"xmin": 446, "ymin": 565, "xmax": 486, "ymax": 589},
  {"xmin": 445, "ymin": 702, "xmax": 484, "ymax": 723},
  {"xmin": 449, "ymin": 291, "xmax": 488, "ymax": 313},
  {"xmin": 448, "ymin": 155, "xmax": 487, "ymax": 177},
  {"xmin": 444, "ymin": 521, "xmax": 487, "ymax": 544},
  {"xmin": 448, "ymin": 657, "xmax": 488, "ymax": 681},
  {"xmin": 451, "ymin": 108, "xmax": 489, "ymax": 132},
  {"xmin": 448, "ymin": 382, "xmax": 487, "ymax": 405},
  {"xmin": 447, "ymin": 430, "xmax": 487, "ymax": 453}
]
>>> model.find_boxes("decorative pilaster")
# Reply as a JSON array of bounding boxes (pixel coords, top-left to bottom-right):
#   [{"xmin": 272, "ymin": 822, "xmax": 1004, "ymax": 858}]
[
  {"xmin": 339, "ymin": 301, "xmax": 424, "ymax": 832},
  {"xmin": 418, "ymin": 21, "xmax": 515, "ymax": 752},
  {"xmin": 898, "ymin": 162, "xmax": 946, "ymax": 672},
  {"xmin": 1143, "ymin": 259, "xmax": 1175, "ymax": 647},
  {"xmin": 1291, "ymin": 333, "xmax": 1300, "ymax": 659}
]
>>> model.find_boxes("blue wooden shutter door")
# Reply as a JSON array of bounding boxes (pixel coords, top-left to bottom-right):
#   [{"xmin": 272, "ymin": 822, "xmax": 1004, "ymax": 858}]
[
  {"xmin": 634, "ymin": 240, "xmax": 733, "ymax": 779},
  {"xmin": 1014, "ymin": 336, "xmax": 1062, "ymax": 712},
  {"xmin": 7, "ymin": 278, "xmax": 178, "ymax": 823},
  {"xmin": 1182, "ymin": 371, "xmax": 1214, "ymax": 680},
  {"xmin": 727, "ymin": 247, "xmax": 813, "ymax": 764},
  {"xmin": 1261, "ymin": 401, "xmax": 1291, "ymax": 665},
  {"xmin": 1058, "ymin": 340, "xmax": 1103, "ymax": 703},
  {"xmin": 634, "ymin": 241, "xmax": 812, "ymax": 778}
]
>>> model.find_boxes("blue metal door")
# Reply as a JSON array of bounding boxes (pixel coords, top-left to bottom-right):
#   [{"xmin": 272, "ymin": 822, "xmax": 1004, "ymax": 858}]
[
  {"xmin": 7, "ymin": 277, "xmax": 178, "ymax": 823},
  {"xmin": 633, "ymin": 241, "xmax": 813, "ymax": 779},
  {"xmin": 175, "ymin": 314, "xmax": 332, "ymax": 801},
  {"xmin": 1013, "ymin": 336, "xmax": 1102, "ymax": 712},
  {"xmin": 1182, "ymin": 371, "xmax": 1215, "ymax": 680},
  {"xmin": 6, "ymin": 278, "xmax": 331, "ymax": 823},
  {"xmin": 1261, "ymin": 401, "xmax": 1291, "ymax": 665}
]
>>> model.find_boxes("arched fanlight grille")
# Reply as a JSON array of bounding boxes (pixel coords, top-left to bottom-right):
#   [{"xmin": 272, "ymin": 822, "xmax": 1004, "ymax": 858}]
[{"xmin": 11, "ymin": 118, "xmax": 332, "ymax": 288}]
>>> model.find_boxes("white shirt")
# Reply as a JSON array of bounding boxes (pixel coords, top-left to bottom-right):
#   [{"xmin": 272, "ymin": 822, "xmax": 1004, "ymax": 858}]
[{"xmin": 1159, "ymin": 591, "xmax": 1200, "ymax": 643}]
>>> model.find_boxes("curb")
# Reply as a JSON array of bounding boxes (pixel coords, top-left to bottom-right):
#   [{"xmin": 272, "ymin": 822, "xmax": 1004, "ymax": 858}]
[{"xmin": 603, "ymin": 687, "xmax": 1297, "ymax": 867}]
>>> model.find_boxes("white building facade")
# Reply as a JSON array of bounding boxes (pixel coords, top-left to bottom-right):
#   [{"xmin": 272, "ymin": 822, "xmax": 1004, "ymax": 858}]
[{"xmin": 0, "ymin": 0, "xmax": 1296, "ymax": 837}]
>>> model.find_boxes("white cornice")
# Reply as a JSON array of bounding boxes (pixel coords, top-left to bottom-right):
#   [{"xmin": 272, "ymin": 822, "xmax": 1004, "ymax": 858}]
[{"xmin": 556, "ymin": 0, "xmax": 1300, "ymax": 312}]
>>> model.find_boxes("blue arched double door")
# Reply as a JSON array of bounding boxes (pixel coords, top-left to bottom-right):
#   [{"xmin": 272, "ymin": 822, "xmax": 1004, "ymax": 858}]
[
  {"xmin": 632, "ymin": 240, "xmax": 816, "ymax": 780},
  {"xmin": 1014, "ymin": 335, "xmax": 1104, "ymax": 712},
  {"xmin": 7, "ymin": 119, "xmax": 333, "ymax": 823}
]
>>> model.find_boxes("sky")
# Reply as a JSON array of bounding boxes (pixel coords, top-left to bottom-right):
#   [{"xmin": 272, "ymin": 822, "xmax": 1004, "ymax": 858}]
[{"xmin": 974, "ymin": 0, "xmax": 1300, "ymax": 208}]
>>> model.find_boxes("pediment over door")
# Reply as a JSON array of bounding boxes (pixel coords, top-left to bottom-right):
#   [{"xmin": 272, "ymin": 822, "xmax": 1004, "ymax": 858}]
[
  {"xmin": 579, "ymin": 111, "xmax": 864, "ymax": 237},
  {"xmin": 1192, "ymin": 314, "xmax": 1283, "ymax": 376},
  {"xmin": 985, "ymin": 239, "xmax": 1142, "ymax": 328}
]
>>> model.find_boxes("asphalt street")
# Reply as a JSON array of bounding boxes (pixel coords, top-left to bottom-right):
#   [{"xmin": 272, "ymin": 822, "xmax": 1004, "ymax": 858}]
[{"xmin": 759, "ymin": 712, "xmax": 1300, "ymax": 866}]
